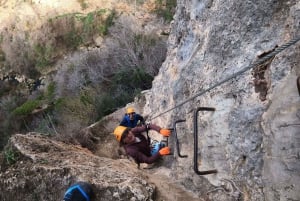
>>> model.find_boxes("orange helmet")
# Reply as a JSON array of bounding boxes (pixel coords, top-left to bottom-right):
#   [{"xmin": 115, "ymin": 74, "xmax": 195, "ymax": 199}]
[
  {"xmin": 113, "ymin": 126, "xmax": 127, "ymax": 142},
  {"xmin": 126, "ymin": 107, "xmax": 135, "ymax": 114}
]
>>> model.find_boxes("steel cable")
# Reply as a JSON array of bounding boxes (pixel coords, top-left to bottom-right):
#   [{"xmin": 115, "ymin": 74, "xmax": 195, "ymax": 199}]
[{"xmin": 150, "ymin": 36, "xmax": 300, "ymax": 120}]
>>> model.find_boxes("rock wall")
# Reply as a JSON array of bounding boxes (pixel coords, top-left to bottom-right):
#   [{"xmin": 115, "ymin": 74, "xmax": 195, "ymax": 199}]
[
  {"xmin": 143, "ymin": 0, "xmax": 300, "ymax": 200},
  {"xmin": 0, "ymin": 134, "xmax": 155, "ymax": 201}
]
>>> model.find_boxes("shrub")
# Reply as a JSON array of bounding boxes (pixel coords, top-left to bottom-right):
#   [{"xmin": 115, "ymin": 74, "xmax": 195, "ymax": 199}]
[
  {"xmin": 4, "ymin": 146, "xmax": 19, "ymax": 165},
  {"xmin": 108, "ymin": 16, "xmax": 167, "ymax": 76},
  {"xmin": 98, "ymin": 9, "xmax": 116, "ymax": 36},
  {"xmin": 77, "ymin": 0, "xmax": 88, "ymax": 10},
  {"xmin": 64, "ymin": 30, "xmax": 83, "ymax": 50},
  {"xmin": 33, "ymin": 117, "xmax": 54, "ymax": 135},
  {"xmin": 112, "ymin": 67, "xmax": 153, "ymax": 90},
  {"xmin": 94, "ymin": 89, "xmax": 132, "ymax": 120},
  {"xmin": 13, "ymin": 100, "xmax": 41, "ymax": 116},
  {"xmin": 45, "ymin": 82, "xmax": 56, "ymax": 103},
  {"xmin": 154, "ymin": 0, "xmax": 176, "ymax": 22},
  {"xmin": 93, "ymin": 67, "xmax": 152, "ymax": 120},
  {"xmin": 33, "ymin": 43, "xmax": 54, "ymax": 70}
]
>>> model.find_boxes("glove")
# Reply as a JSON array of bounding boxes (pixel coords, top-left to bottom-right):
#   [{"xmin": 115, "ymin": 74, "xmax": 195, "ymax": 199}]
[
  {"xmin": 160, "ymin": 129, "xmax": 171, "ymax": 137},
  {"xmin": 159, "ymin": 147, "xmax": 170, "ymax": 156}
]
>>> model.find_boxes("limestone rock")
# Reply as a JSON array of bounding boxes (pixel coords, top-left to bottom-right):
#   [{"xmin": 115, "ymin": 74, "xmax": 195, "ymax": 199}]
[
  {"xmin": 142, "ymin": 0, "xmax": 300, "ymax": 200},
  {"xmin": 0, "ymin": 133, "xmax": 155, "ymax": 201}
]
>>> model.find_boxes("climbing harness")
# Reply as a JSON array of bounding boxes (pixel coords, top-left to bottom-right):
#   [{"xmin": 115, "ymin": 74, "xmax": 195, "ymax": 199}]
[{"xmin": 149, "ymin": 36, "xmax": 300, "ymax": 121}]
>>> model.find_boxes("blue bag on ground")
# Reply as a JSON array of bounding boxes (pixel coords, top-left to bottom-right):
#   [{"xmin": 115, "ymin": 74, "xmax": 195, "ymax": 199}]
[{"xmin": 63, "ymin": 182, "xmax": 93, "ymax": 201}]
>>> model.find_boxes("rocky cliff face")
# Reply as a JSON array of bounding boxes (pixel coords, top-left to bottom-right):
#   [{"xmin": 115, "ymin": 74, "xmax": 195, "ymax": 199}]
[
  {"xmin": 142, "ymin": 0, "xmax": 300, "ymax": 200},
  {"xmin": 0, "ymin": 0, "xmax": 299, "ymax": 201}
]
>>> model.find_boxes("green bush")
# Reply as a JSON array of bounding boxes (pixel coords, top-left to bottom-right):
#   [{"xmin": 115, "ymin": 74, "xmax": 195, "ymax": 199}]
[
  {"xmin": 82, "ymin": 12, "xmax": 94, "ymax": 34},
  {"xmin": 95, "ymin": 90, "xmax": 132, "ymax": 120},
  {"xmin": 154, "ymin": 0, "xmax": 176, "ymax": 22},
  {"xmin": 80, "ymin": 90, "xmax": 93, "ymax": 106},
  {"xmin": 94, "ymin": 67, "xmax": 153, "ymax": 120},
  {"xmin": 4, "ymin": 147, "xmax": 19, "ymax": 165},
  {"xmin": 64, "ymin": 30, "xmax": 83, "ymax": 50},
  {"xmin": 13, "ymin": 100, "xmax": 41, "ymax": 116},
  {"xmin": 77, "ymin": 0, "xmax": 88, "ymax": 10},
  {"xmin": 112, "ymin": 67, "xmax": 153, "ymax": 90},
  {"xmin": 34, "ymin": 117, "xmax": 53, "ymax": 135},
  {"xmin": 33, "ymin": 43, "xmax": 54, "ymax": 70},
  {"xmin": 98, "ymin": 9, "xmax": 116, "ymax": 36},
  {"xmin": 45, "ymin": 82, "xmax": 56, "ymax": 103}
]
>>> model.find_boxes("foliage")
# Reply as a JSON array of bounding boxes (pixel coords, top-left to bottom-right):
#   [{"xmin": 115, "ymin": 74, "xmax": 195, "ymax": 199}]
[
  {"xmin": 13, "ymin": 82, "xmax": 58, "ymax": 116},
  {"xmin": 154, "ymin": 0, "xmax": 177, "ymax": 22},
  {"xmin": 13, "ymin": 99, "xmax": 41, "ymax": 116},
  {"xmin": 0, "ymin": 9, "xmax": 117, "ymax": 79},
  {"xmin": 98, "ymin": 9, "xmax": 117, "ymax": 36},
  {"xmin": 4, "ymin": 146, "xmax": 19, "ymax": 165},
  {"xmin": 53, "ymin": 15, "xmax": 166, "ymax": 123},
  {"xmin": 71, "ymin": 9, "xmax": 116, "ymax": 39},
  {"xmin": 45, "ymin": 82, "xmax": 56, "ymax": 103},
  {"xmin": 0, "ymin": 6, "xmax": 169, "ymax": 148},
  {"xmin": 33, "ymin": 117, "xmax": 54, "ymax": 135},
  {"xmin": 64, "ymin": 30, "xmax": 83, "ymax": 50},
  {"xmin": 82, "ymin": 12, "xmax": 95, "ymax": 35},
  {"xmin": 0, "ymin": 95, "xmax": 24, "ymax": 150},
  {"xmin": 94, "ymin": 90, "xmax": 131, "ymax": 120},
  {"xmin": 94, "ymin": 67, "xmax": 152, "ymax": 120},
  {"xmin": 108, "ymin": 16, "xmax": 167, "ymax": 76},
  {"xmin": 80, "ymin": 90, "xmax": 93, "ymax": 106},
  {"xmin": 33, "ymin": 43, "xmax": 54, "ymax": 70},
  {"xmin": 77, "ymin": 0, "xmax": 88, "ymax": 10},
  {"xmin": 112, "ymin": 67, "xmax": 153, "ymax": 90},
  {"xmin": 58, "ymin": 94, "xmax": 95, "ymax": 124}
]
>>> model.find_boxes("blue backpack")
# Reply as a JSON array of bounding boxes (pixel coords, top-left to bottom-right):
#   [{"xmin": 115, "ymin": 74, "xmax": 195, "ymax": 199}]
[
  {"xmin": 150, "ymin": 141, "xmax": 167, "ymax": 156},
  {"xmin": 63, "ymin": 182, "xmax": 93, "ymax": 201}
]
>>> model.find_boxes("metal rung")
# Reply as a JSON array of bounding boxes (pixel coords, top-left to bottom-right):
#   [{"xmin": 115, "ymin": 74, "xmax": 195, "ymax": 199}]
[
  {"xmin": 193, "ymin": 107, "xmax": 217, "ymax": 175},
  {"xmin": 173, "ymin": 119, "xmax": 188, "ymax": 158}
]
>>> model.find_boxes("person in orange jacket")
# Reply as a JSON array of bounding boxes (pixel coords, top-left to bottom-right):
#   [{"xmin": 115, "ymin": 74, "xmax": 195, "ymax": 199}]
[{"xmin": 113, "ymin": 124, "xmax": 171, "ymax": 165}]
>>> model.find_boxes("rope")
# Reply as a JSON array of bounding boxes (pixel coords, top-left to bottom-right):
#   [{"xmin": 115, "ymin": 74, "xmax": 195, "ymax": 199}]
[{"xmin": 150, "ymin": 36, "xmax": 300, "ymax": 120}]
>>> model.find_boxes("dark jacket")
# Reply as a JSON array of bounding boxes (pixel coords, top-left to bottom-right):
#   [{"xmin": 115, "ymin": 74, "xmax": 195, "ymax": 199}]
[
  {"xmin": 124, "ymin": 124, "xmax": 161, "ymax": 164},
  {"xmin": 120, "ymin": 113, "xmax": 144, "ymax": 128}
]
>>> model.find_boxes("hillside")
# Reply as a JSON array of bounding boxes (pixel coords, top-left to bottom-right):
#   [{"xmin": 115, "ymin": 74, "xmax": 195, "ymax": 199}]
[
  {"xmin": 1, "ymin": 0, "xmax": 300, "ymax": 201},
  {"xmin": 0, "ymin": 0, "xmax": 171, "ymax": 149}
]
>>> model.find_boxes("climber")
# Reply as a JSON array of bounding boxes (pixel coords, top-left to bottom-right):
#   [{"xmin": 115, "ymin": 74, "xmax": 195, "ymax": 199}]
[
  {"xmin": 113, "ymin": 124, "xmax": 171, "ymax": 165},
  {"xmin": 63, "ymin": 181, "xmax": 94, "ymax": 201},
  {"xmin": 119, "ymin": 107, "xmax": 145, "ymax": 128}
]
